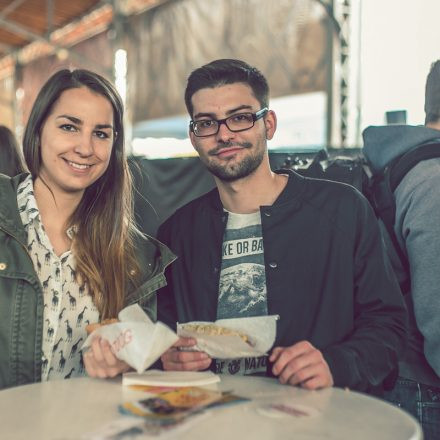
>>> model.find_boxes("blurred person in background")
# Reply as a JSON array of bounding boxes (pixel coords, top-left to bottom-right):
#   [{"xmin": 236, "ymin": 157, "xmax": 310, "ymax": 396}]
[
  {"xmin": 0, "ymin": 68, "xmax": 174, "ymax": 389},
  {"xmin": 0, "ymin": 125, "xmax": 25, "ymax": 176},
  {"xmin": 363, "ymin": 59, "xmax": 440, "ymax": 440}
]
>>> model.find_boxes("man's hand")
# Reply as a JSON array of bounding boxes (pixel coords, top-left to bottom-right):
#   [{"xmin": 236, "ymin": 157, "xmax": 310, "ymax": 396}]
[
  {"xmin": 83, "ymin": 336, "xmax": 131, "ymax": 378},
  {"xmin": 269, "ymin": 340, "xmax": 333, "ymax": 389},
  {"xmin": 161, "ymin": 337, "xmax": 212, "ymax": 371}
]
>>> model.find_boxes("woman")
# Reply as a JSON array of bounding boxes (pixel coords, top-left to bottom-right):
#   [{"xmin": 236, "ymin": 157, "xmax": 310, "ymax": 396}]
[
  {"xmin": 0, "ymin": 124, "xmax": 25, "ymax": 176},
  {"xmin": 0, "ymin": 69, "xmax": 175, "ymax": 388}
]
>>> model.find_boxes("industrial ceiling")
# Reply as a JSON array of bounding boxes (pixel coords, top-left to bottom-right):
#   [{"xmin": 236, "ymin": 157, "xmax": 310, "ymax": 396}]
[{"xmin": 0, "ymin": 0, "xmax": 102, "ymax": 58}]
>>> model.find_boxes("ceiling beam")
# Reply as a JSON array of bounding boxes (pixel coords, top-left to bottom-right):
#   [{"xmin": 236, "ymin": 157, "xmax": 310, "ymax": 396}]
[
  {"xmin": 0, "ymin": 0, "xmax": 27, "ymax": 20},
  {"xmin": 0, "ymin": 16, "xmax": 44, "ymax": 45},
  {"xmin": 0, "ymin": 15, "xmax": 111, "ymax": 74},
  {"xmin": 0, "ymin": 15, "xmax": 55, "ymax": 62},
  {"xmin": 46, "ymin": 0, "xmax": 54, "ymax": 35},
  {"xmin": 0, "ymin": 0, "xmax": 28, "ymax": 56}
]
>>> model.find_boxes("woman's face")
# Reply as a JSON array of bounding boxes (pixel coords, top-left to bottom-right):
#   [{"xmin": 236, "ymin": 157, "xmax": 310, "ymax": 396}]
[{"xmin": 38, "ymin": 86, "xmax": 115, "ymax": 197}]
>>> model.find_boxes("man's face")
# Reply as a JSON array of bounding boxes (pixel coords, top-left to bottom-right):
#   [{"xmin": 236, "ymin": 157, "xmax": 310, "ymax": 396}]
[{"xmin": 189, "ymin": 83, "xmax": 276, "ymax": 182}]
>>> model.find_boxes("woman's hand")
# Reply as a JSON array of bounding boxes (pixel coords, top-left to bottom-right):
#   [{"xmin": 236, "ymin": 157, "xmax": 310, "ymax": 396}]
[{"xmin": 83, "ymin": 336, "xmax": 131, "ymax": 378}]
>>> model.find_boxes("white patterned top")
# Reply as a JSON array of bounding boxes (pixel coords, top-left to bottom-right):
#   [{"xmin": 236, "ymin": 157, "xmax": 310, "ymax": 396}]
[{"xmin": 17, "ymin": 175, "xmax": 99, "ymax": 381}]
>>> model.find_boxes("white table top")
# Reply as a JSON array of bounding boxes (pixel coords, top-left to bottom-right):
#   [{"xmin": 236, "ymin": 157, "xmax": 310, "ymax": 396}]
[{"xmin": 0, "ymin": 375, "xmax": 422, "ymax": 440}]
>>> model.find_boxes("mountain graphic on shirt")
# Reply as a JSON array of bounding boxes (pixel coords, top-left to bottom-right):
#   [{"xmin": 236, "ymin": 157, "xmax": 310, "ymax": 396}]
[{"xmin": 218, "ymin": 263, "xmax": 267, "ymax": 318}]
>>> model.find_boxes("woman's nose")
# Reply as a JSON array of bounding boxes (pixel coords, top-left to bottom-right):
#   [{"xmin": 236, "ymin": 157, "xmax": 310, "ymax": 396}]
[{"xmin": 74, "ymin": 132, "xmax": 94, "ymax": 156}]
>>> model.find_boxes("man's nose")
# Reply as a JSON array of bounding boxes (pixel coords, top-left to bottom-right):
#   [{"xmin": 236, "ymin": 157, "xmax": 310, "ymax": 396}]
[{"xmin": 216, "ymin": 120, "xmax": 235, "ymax": 141}]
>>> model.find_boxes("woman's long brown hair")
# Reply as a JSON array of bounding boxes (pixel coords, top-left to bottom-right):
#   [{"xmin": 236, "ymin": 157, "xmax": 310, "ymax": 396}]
[{"xmin": 23, "ymin": 69, "xmax": 140, "ymax": 319}]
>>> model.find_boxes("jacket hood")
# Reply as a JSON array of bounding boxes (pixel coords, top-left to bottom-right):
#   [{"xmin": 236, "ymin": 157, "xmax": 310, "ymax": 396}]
[{"xmin": 362, "ymin": 125, "xmax": 440, "ymax": 173}]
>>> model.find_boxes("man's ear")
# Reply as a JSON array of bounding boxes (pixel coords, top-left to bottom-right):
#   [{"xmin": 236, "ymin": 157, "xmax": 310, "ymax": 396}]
[
  {"xmin": 265, "ymin": 109, "xmax": 277, "ymax": 140},
  {"xmin": 189, "ymin": 130, "xmax": 198, "ymax": 150}
]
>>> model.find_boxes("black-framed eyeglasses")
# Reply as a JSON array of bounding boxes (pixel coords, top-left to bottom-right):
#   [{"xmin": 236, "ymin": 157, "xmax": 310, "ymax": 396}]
[{"xmin": 190, "ymin": 107, "xmax": 268, "ymax": 137}]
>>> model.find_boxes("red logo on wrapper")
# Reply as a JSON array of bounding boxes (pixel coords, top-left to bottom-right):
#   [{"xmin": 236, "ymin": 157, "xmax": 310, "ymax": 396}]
[{"xmin": 112, "ymin": 329, "xmax": 133, "ymax": 353}]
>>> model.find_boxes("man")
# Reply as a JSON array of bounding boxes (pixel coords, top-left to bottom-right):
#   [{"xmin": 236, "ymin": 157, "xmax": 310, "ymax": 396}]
[
  {"xmin": 363, "ymin": 60, "xmax": 440, "ymax": 437},
  {"xmin": 158, "ymin": 59, "xmax": 407, "ymax": 393}
]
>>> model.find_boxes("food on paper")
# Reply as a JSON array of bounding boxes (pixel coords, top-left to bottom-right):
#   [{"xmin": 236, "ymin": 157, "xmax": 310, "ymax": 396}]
[
  {"xmin": 81, "ymin": 304, "xmax": 179, "ymax": 373},
  {"xmin": 85, "ymin": 318, "xmax": 119, "ymax": 335},
  {"xmin": 180, "ymin": 323, "xmax": 251, "ymax": 345},
  {"xmin": 177, "ymin": 315, "xmax": 279, "ymax": 359}
]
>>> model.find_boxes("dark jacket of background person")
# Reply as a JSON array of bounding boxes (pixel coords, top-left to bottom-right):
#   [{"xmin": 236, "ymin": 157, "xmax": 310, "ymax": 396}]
[
  {"xmin": 0, "ymin": 125, "xmax": 25, "ymax": 177},
  {"xmin": 364, "ymin": 124, "xmax": 440, "ymax": 388},
  {"xmin": 157, "ymin": 169, "xmax": 408, "ymax": 393},
  {"xmin": 0, "ymin": 173, "xmax": 176, "ymax": 389}
]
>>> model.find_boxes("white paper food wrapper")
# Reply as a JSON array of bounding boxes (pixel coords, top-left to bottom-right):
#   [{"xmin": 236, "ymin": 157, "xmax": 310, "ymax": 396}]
[
  {"xmin": 177, "ymin": 315, "xmax": 279, "ymax": 359},
  {"xmin": 81, "ymin": 304, "xmax": 178, "ymax": 373}
]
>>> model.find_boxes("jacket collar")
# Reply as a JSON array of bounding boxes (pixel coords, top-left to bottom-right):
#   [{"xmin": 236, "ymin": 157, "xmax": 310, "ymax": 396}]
[
  {"xmin": 206, "ymin": 168, "xmax": 307, "ymax": 212},
  {"xmin": 272, "ymin": 168, "xmax": 307, "ymax": 207},
  {"xmin": 147, "ymin": 234, "xmax": 177, "ymax": 270},
  {"xmin": 0, "ymin": 173, "xmax": 29, "ymax": 243}
]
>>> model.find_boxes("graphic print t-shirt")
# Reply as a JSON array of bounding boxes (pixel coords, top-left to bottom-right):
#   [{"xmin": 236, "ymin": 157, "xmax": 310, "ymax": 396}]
[{"xmin": 215, "ymin": 210, "xmax": 268, "ymax": 376}]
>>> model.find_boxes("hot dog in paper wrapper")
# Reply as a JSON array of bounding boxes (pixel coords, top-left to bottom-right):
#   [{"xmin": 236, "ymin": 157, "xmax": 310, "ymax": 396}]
[
  {"xmin": 177, "ymin": 315, "xmax": 279, "ymax": 359},
  {"xmin": 81, "ymin": 304, "xmax": 178, "ymax": 373}
]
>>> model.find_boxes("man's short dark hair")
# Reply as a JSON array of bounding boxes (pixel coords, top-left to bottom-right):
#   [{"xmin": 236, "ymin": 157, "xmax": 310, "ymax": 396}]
[
  {"xmin": 425, "ymin": 60, "xmax": 440, "ymax": 125},
  {"xmin": 184, "ymin": 59, "xmax": 269, "ymax": 117}
]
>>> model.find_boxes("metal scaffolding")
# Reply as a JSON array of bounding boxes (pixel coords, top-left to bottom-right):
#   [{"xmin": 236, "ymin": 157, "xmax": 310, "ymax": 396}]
[{"xmin": 316, "ymin": 0, "xmax": 359, "ymax": 147}]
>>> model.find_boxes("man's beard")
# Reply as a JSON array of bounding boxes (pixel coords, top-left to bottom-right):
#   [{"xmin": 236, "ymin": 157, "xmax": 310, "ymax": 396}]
[{"xmin": 203, "ymin": 141, "xmax": 265, "ymax": 182}]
